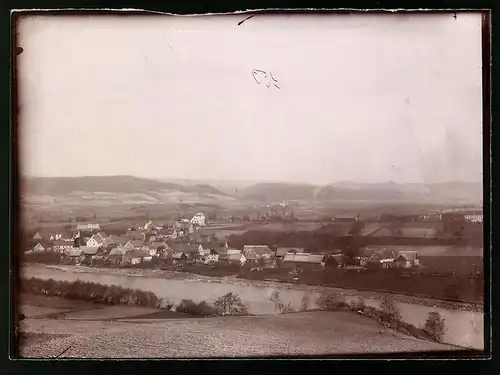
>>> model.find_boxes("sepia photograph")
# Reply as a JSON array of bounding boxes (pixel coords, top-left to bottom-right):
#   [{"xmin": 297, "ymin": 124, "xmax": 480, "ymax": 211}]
[{"xmin": 12, "ymin": 10, "xmax": 488, "ymax": 359}]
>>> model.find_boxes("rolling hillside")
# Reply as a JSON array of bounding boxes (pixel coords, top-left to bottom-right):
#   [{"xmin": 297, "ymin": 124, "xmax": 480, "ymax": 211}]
[
  {"xmin": 238, "ymin": 182, "xmax": 318, "ymax": 202},
  {"xmin": 237, "ymin": 181, "xmax": 482, "ymax": 205},
  {"xmin": 21, "ymin": 176, "xmax": 229, "ymax": 196},
  {"xmin": 316, "ymin": 181, "xmax": 482, "ymax": 205}
]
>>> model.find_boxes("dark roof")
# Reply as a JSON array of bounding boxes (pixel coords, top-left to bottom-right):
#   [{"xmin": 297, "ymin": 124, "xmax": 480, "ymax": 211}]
[
  {"xmin": 108, "ymin": 248, "xmax": 126, "ymax": 257},
  {"xmin": 283, "ymin": 253, "xmax": 324, "ymax": 264},
  {"xmin": 106, "ymin": 235, "xmax": 129, "ymax": 245},
  {"xmin": 81, "ymin": 246, "xmax": 99, "ymax": 255},
  {"xmin": 124, "ymin": 249, "xmax": 149, "ymax": 258},
  {"xmin": 174, "ymin": 244, "xmax": 199, "ymax": 253},
  {"xmin": 276, "ymin": 247, "xmax": 305, "ymax": 257},
  {"xmin": 396, "ymin": 251, "xmax": 418, "ymax": 262},
  {"xmin": 244, "ymin": 245, "xmax": 272, "ymax": 255},
  {"xmin": 130, "ymin": 240, "xmax": 144, "ymax": 248},
  {"xmin": 369, "ymin": 250, "xmax": 399, "ymax": 261},
  {"xmin": 173, "ymin": 252, "xmax": 187, "ymax": 259},
  {"xmin": 228, "ymin": 253, "xmax": 242, "ymax": 261},
  {"xmin": 215, "ymin": 248, "xmax": 228, "ymax": 255},
  {"xmin": 53, "ymin": 239, "xmax": 72, "ymax": 246},
  {"xmin": 150, "ymin": 241, "xmax": 169, "ymax": 249},
  {"xmin": 243, "ymin": 251, "xmax": 258, "ymax": 260},
  {"xmin": 64, "ymin": 248, "xmax": 82, "ymax": 257},
  {"xmin": 218, "ymin": 254, "xmax": 230, "ymax": 261}
]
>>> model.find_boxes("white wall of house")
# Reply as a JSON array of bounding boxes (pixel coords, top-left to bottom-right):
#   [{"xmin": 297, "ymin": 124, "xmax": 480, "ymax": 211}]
[
  {"xmin": 190, "ymin": 213, "xmax": 206, "ymax": 226},
  {"xmin": 87, "ymin": 236, "xmax": 103, "ymax": 248}
]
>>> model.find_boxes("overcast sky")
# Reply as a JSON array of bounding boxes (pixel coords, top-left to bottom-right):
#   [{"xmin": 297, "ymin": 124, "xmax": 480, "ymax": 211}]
[{"xmin": 17, "ymin": 13, "xmax": 483, "ymax": 185}]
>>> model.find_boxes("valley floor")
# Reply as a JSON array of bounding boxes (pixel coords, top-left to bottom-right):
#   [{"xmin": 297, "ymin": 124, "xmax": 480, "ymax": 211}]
[{"xmin": 17, "ymin": 294, "xmax": 459, "ymax": 358}]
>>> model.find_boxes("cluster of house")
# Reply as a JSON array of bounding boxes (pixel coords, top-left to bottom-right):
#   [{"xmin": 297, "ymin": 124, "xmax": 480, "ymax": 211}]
[{"xmin": 26, "ymin": 212, "xmax": 421, "ymax": 271}]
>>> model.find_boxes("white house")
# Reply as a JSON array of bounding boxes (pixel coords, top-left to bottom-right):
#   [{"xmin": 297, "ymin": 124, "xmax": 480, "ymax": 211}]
[
  {"xmin": 52, "ymin": 240, "xmax": 73, "ymax": 252},
  {"xmin": 190, "ymin": 213, "xmax": 206, "ymax": 227},
  {"xmin": 86, "ymin": 235, "xmax": 104, "ymax": 248},
  {"xmin": 464, "ymin": 211, "xmax": 483, "ymax": 223},
  {"xmin": 77, "ymin": 223, "xmax": 101, "ymax": 231}
]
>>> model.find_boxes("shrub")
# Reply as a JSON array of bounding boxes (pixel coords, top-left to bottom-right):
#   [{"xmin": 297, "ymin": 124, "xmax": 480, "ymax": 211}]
[
  {"xmin": 316, "ymin": 291, "xmax": 344, "ymax": 311},
  {"xmin": 300, "ymin": 292, "xmax": 311, "ymax": 311},
  {"xmin": 379, "ymin": 296, "xmax": 402, "ymax": 322},
  {"xmin": 269, "ymin": 291, "xmax": 282, "ymax": 314},
  {"xmin": 175, "ymin": 299, "xmax": 216, "ymax": 317},
  {"xmin": 20, "ymin": 277, "xmax": 163, "ymax": 309},
  {"xmin": 22, "ymin": 251, "xmax": 62, "ymax": 265},
  {"xmin": 349, "ymin": 297, "xmax": 366, "ymax": 311},
  {"xmin": 214, "ymin": 292, "xmax": 248, "ymax": 316},
  {"xmin": 423, "ymin": 312, "xmax": 446, "ymax": 342},
  {"xmin": 157, "ymin": 298, "xmax": 174, "ymax": 310},
  {"xmin": 277, "ymin": 302, "xmax": 295, "ymax": 314}
]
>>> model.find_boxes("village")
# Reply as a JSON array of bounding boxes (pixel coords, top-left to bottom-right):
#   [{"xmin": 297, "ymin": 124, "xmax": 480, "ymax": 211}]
[{"xmin": 24, "ymin": 207, "xmax": 483, "ymax": 275}]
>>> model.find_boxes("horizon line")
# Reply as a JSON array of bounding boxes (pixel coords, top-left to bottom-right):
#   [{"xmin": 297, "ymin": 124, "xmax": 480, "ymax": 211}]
[{"xmin": 20, "ymin": 174, "xmax": 483, "ymax": 186}]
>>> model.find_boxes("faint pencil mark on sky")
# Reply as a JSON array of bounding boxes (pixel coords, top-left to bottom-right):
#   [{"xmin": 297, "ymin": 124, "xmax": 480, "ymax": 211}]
[
  {"xmin": 251, "ymin": 69, "xmax": 280, "ymax": 89},
  {"xmin": 238, "ymin": 15, "xmax": 254, "ymax": 26}
]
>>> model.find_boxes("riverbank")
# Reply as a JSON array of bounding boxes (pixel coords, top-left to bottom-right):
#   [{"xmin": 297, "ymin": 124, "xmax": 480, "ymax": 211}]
[
  {"xmin": 25, "ymin": 263, "xmax": 483, "ymax": 313},
  {"xmin": 20, "ymin": 263, "xmax": 485, "ymax": 349}
]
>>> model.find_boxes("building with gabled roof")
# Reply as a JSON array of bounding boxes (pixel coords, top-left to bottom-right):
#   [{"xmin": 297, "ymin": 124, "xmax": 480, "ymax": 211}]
[
  {"xmin": 283, "ymin": 253, "xmax": 325, "ymax": 271},
  {"xmin": 276, "ymin": 247, "xmax": 305, "ymax": 258}
]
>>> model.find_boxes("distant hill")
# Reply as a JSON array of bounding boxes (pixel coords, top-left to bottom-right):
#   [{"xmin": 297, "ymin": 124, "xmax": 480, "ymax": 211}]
[
  {"xmin": 240, "ymin": 181, "xmax": 483, "ymax": 205},
  {"xmin": 239, "ymin": 182, "xmax": 318, "ymax": 202},
  {"xmin": 21, "ymin": 176, "xmax": 230, "ymax": 196},
  {"xmin": 21, "ymin": 176, "xmax": 482, "ymax": 208},
  {"xmin": 317, "ymin": 181, "xmax": 482, "ymax": 205}
]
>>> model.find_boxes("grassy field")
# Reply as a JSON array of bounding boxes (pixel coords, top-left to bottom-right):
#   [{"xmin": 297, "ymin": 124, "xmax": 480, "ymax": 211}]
[
  {"xmin": 419, "ymin": 256, "xmax": 484, "ymax": 275},
  {"xmin": 19, "ymin": 311, "xmax": 458, "ymax": 358},
  {"xmin": 18, "ymin": 293, "xmax": 183, "ymax": 321}
]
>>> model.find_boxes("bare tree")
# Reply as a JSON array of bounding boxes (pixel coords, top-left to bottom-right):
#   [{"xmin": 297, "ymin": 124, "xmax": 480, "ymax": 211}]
[{"xmin": 269, "ymin": 291, "xmax": 281, "ymax": 314}]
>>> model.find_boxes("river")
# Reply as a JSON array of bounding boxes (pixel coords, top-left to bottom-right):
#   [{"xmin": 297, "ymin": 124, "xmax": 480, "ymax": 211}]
[{"xmin": 21, "ymin": 264, "xmax": 484, "ymax": 350}]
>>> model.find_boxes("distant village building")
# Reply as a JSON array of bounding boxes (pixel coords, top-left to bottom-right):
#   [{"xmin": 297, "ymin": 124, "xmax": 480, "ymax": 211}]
[
  {"xmin": 190, "ymin": 213, "xmax": 206, "ymax": 227},
  {"xmin": 464, "ymin": 210, "xmax": 483, "ymax": 223},
  {"xmin": 123, "ymin": 249, "xmax": 151, "ymax": 265},
  {"xmin": 76, "ymin": 223, "xmax": 101, "ymax": 231},
  {"xmin": 282, "ymin": 253, "xmax": 325, "ymax": 271},
  {"xmin": 86, "ymin": 234, "xmax": 105, "ymax": 248},
  {"xmin": 275, "ymin": 247, "xmax": 305, "ymax": 261},
  {"xmin": 332, "ymin": 215, "xmax": 360, "ymax": 222},
  {"xmin": 52, "ymin": 240, "xmax": 73, "ymax": 252},
  {"xmin": 395, "ymin": 251, "xmax": 419, "ymax": 268},
  {"xmin": 32, "ymin": 243, "xmax": 45, "ymax": 252},
  {"xmin": 243, "ymin": 245, "xmax": 273, "ymax": 260}
]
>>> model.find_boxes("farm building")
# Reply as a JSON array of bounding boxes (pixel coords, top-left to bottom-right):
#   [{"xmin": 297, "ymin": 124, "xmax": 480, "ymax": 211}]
[
  {"xmin": 172, "ymin": 252, "xmax": 188, "ymax": 264},
  {"xmin": 324, "ymin": 254, "xmax": 345, "ymax": 270},
  {"xmin": 366, "ymin": 250, "xmax": 399, "ymax": 269},
  {"xmin": 282, "ymin": 253, "xmax": 325, "ymax": 271},
  {"xmin": 32, "ymin": 243, "xmax": 45, "ymax": 252},
  {"xmin": 275, "ymin": 247, "xmax": 305, "ymax": 260},
  {"xmin": 77, "ymin": 223, "xmax": 101, "ymax": 232},
  {"xmin": 107, "ymin": 247, "xmax": 126, "ymax": 266},
  {"xmin": 86, "ymin": 234, "xmax": 105, "ymax": 248},
  {"xmin": 173, "ymin": 244, "xmax": 200, "ymax": 258},
  {"xmin": 228, "ymin": 252, "xmax": 246, "ymax": 266},
  {"xmin": 123, "ymin": 249, "xmax": 151, "ymax": 265},
  {"xmin": 243, "ymin": 245, "xmax": 273, "ymax": 260},
  {"xmin": 52, "ymin": 239, "xmax": 73, "ymax": 252},
  {"xmin": 123, "ymin": 240, "xmax": 144, "ymax": 251},
  {"xmin": 105, "ymin": 235, "xmax": 129, "ymax": 246},
  {"xmin": 395, "ymin": 251, "xmax": 420, "ymax": 268},
  {"xmin": 63, "ymin": 248, "xmax": 83, "ymax": 265}
]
